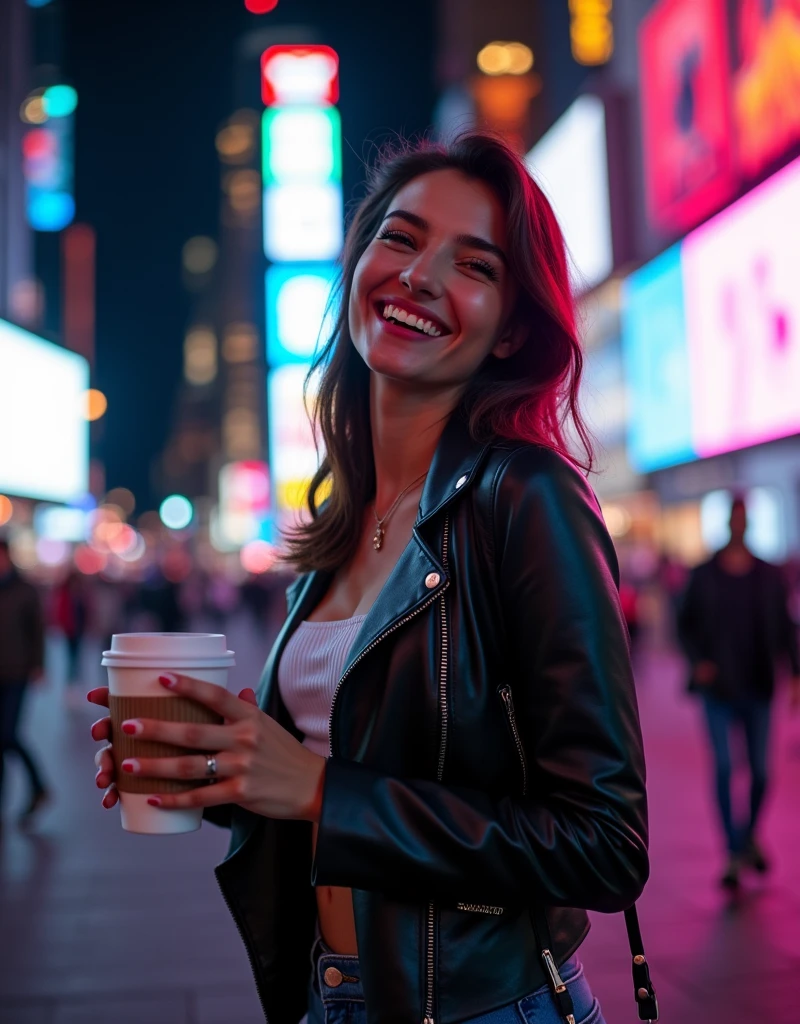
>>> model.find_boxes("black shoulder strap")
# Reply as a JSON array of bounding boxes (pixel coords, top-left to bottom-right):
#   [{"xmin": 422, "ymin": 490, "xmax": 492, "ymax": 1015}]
[{"xmin": 625, "ymin": 905, "xmax": 659, "ymax": 1021}]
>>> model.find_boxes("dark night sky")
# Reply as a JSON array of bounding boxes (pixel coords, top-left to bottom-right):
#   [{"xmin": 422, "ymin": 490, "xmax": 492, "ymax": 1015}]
[{"xmin": 61, "ymin": 0, "xmax": 437, "ymax": 512}]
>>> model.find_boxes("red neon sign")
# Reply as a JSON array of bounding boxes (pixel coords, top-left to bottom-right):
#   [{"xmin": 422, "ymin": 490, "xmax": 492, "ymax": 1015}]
[
  {"xmin": 639, "ymin": 0, "xmax": 737, "ymax": 236},
  {"xmin": 260, "ymin": 45, "xmax": 339, "ymax": 107}
]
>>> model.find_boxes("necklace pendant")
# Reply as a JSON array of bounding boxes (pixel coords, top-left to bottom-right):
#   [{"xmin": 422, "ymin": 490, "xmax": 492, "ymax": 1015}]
[{"xmin": 373, "ymin": 525, "xmax": 385, "ymax": 551}]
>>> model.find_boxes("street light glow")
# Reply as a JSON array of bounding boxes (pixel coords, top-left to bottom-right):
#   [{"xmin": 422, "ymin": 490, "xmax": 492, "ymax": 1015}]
[{"xmin": 159, "ymin": 494, "xmax": 193, "ymax": 530}]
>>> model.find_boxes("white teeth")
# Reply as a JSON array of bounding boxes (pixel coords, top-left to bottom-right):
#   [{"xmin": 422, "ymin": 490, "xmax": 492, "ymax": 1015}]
[{"xmin": 381, "ymin": 303, "xmax": 444, "ymax": 336}]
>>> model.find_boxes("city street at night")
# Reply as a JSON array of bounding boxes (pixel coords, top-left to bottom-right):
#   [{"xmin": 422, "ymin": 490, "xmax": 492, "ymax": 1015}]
[{"xmin": 1, "ymin": 624, "xmax": 799, "ymax": 1023}]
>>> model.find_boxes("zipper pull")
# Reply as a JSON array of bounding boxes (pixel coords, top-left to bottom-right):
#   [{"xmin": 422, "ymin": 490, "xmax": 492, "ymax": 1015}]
[
  {"xmin": 423, "ymin": 1017, "xmax": 435, "ymax": 1024},
  {"xmin": 499, "ymin": 685, "xmax": 513, "ymax": 708}
]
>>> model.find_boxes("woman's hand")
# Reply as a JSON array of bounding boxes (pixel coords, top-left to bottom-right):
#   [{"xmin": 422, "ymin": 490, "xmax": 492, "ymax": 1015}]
[{"xmin": 87, "ymin": 674, "xmax": 327, "ymax": 822}]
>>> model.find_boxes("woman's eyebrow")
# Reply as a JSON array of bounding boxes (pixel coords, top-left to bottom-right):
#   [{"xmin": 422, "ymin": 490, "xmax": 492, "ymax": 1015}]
[{"xmin": 383, "ymin": 209, "xmax": 507, "ymax": 266}]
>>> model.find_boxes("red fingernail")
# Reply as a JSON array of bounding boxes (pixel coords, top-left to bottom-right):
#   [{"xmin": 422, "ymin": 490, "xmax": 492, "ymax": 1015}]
[
  {"xmin": 121, "ymin": 720, "xmax": 142, "ymax": 735},
  {"xmin": 147, "ymin": 796, "xmax": 162, "ymax": 807},
  {"xmin": 121, "ymin": 759, "xmax": 139, "ymax": 773},
  {"xmin": 159, "ymin": 674, "xmax": 178, "ymax": 688}
]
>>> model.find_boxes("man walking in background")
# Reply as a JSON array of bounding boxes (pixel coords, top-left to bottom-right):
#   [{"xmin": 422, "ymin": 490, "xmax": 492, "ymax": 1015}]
[
  {"xmin": 679, "ymin": 497, "xmax": 800, "ymax": 890},
  {"xmin": 0, "ymin": 538, "xmax": 49, "ymax": 831}
]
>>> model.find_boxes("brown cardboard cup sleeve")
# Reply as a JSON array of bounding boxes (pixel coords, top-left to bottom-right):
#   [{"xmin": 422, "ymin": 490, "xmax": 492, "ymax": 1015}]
[{"xmin": 110, "ymin": 695, "xmax": 224, "ymax": 795}]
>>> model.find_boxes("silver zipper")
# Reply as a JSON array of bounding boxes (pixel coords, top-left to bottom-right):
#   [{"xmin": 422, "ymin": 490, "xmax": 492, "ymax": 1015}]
[
  {"xmin": 424, "ymin": 515, "xmax": 450, "ymax": 1024},
  {"xmin": 325, "ymin": 518, "xmax": 451, "ymax": 1024},
  {"xmin": 499, "ymin": 685, "xmax": 528, "ymax": 797}
]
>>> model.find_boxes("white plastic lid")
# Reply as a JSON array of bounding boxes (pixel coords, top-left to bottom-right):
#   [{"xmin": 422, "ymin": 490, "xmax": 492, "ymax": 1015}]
[{"xmin": 101, "ymin": 632, "xmax": 235, "ymax": 669}]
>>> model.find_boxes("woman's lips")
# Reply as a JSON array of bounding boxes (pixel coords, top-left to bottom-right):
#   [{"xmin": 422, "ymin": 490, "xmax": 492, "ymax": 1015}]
[{"xmin": 372, "ymin": 303, "xmax": 451, "ymax": 342}]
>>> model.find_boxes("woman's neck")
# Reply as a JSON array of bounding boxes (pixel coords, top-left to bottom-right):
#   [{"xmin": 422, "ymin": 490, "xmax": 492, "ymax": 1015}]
[{"xmin": 369, "ymin": 375, "xmax": 460, "ymax": 507}]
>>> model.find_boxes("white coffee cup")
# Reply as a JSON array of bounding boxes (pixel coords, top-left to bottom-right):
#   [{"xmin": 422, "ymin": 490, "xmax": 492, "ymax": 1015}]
[{"xmin": 101, "ymin": 633, "xmax": 235, "ymax": 835}]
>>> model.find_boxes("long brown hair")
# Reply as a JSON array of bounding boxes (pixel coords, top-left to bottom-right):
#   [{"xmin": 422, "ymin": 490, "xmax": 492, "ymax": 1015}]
[{"xmin": 283, "ymin": 131, "xmax": 592, "ymax": 573}]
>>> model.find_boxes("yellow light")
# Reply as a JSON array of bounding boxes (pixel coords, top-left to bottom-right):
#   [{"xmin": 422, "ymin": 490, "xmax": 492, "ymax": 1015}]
[
  {"xmin": 182, "ymin": 236, "xmax": 218, "ymax": 275},
  {"xmin": 215, "ymin": 123, "xmax": 255, "ymax": 163},
  {"xmin": 83, "ymin": 389, "xmax": 108, "ymax": 421},
  {"xmin": 477, "ymin": 41, "xmax": 534, "ymax": 76},
  {"xmin": 0, "ymin": 495, "xmax": 12, "ymax": 526},
  {"xmin": 569, "ymin": 0, "xmax": 614, "ymax": 66},
  {"xmin": 478, "ymin": 42, "xmax": 511, "ymax": 75},
  {"xmin": 223, "ymin": 169, "xmax": 261, "ymax": 213},
  {"xmin": 505, "ymin": 42, "xmax": 534, "ymax": 75},
  {"xmin": 20, "ymin": 95, "xmax": 47, "ymax": 124},
  {"xmin": 184, "ymin": 327, "xmax": 217, "ymax": 385},
  {"xmin": 222, "ymin": 322, "xmax": 258, "ymax": 363}
]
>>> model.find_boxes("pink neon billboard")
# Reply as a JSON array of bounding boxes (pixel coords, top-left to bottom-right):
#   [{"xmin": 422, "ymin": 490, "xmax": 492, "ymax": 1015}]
[{"xmin": 682, "ymin": 154, "xmax": 800, "ymax": 458}]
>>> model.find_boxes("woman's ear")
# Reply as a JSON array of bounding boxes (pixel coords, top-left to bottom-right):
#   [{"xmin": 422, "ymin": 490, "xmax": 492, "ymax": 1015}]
[{"xmin": 491, "ymin": 323, "xmax": 526, "ymax": 361}]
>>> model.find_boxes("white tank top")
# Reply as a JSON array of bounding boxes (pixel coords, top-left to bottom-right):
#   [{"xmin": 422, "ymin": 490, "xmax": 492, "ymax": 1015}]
[{"xmin": 277, "ymin": 615, "xmax": 366, "ymax": 757}]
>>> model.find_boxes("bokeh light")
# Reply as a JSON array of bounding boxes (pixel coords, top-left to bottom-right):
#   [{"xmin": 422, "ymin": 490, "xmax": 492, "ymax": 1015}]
[
  {"xmin": 224, "ymin": 170, "xmax": 261, "ymax": 213},
  {"xmin": 240, "ymin": 539, "xmax": 276, "ymax": 574},
  {"xmin": 43, "ymin": 85, "xmax": 78, "ymax": 118},
  {"xmin": 222, "ymin": 322, "xmax": 258, "ymax": 363},
  {"xmin": 182, "ymin": 236, "xmax": 218, "ymax": 275},
  {"xmin": 215, "ymin": 122, "xmax": 255, "ymax": 163},
  {"xmin": 117, "ymin": 531, "xmax": 147, "ymax": 563},
  {"xmin": 83, "ymin": 388, "xmax": 108, "ymax": 421},
  {"xmin": 105, "ymin": 487, "xmax": 136, "ymax": 517},
  {"xmin": 159, "ymin": 494, "xmax": 193, "ymax": 530},
  {"xmin": 477, "ymin": 41, "xmax": 534, "ymax": 76},
  {"xmin": 245, "ymin": 0, "xmax": 279, "ymax": 12},
  {"xmin": 20, "ymin": 95, "xmax": 47, "ymax": 124},
  {"xmin": 35, "ymin": 538, "xmax": 70, "ymax": 566},
  {"xmin": 74, "ymin": 545, "xmax": 107, "ymax": 574},
  {"xmin": 184, "ymin": 327, "xmax": 217, "ymax": 385},
  {"xmin": 0, "ymin": 495, "xmax": 12, "ymax": 526}
]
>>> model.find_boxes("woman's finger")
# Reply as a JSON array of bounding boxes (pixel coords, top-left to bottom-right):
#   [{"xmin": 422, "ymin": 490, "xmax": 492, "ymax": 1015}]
[
  {"xmin": 145, "ymin": 777, "xmax": 240, "ymax": 811},
  {"xmin": 158, "ymin": 673, "xmax": 250, "ymax": 722},
  {"xmin": 120, "ymin": 752, "xmax": 237, "ymax": 782},
  {"xmin": 118, "ymin": 717, "xmax": 241, "ymax": 751},
  {"xmin": 102, "ymin": 783, "xmax": 119, "ymax": 809},
  {"xmin": 94, "ymin": 743, "xmax": 113, "ymax": 771},
  {"xmin": 91, "ymin": 717, "xmax": 112, "ymax": 742},
  {"xmin": 87, "ymin": 687, "xmax": 110, "ymax": 708}
]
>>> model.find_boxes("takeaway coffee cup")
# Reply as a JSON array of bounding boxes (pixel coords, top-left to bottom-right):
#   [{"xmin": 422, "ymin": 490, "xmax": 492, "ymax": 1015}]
[{"xmin": 101, "ymin": 633, "xmax": 235, "ymax": 835}]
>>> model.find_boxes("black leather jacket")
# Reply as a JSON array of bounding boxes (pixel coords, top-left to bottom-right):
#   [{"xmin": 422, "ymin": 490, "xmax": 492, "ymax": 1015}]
[{"xmin": 211, "ymin": 412, "xmax": 649, "ymax": 1024}]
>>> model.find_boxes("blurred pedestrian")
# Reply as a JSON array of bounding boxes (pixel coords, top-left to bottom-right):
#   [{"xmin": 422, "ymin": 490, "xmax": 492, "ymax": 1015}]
[
  {"xmin": 678, "ymin": 496, "xmax": 800, "ymax": 890},
  {"xmin": 52, "ymin": 569, "xmax": 89, "ymax": 685},
  {"xmin": 0, "ymin": 538, "xmax": 49, "ymax": 829}
]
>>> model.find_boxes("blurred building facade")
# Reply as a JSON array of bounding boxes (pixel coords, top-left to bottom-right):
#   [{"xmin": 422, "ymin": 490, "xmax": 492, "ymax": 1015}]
[{"xmin": 0, "ymin": 0, "xmax": 33, "ymax": 324}]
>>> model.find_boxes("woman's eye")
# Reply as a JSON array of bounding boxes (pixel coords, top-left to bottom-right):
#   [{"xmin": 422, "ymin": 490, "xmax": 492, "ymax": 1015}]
[
  {"xmin": 462, "ymin": 258, "xmax": 499, "ymax": 282},
  {"xmin": 377, "ymin": 228, "xmax": 415, "ymax": 246}
]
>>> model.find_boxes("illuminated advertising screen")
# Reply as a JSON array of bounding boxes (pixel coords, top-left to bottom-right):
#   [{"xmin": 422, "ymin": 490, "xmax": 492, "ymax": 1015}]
[
  {"xmin": 639, "ymin": 0, "xmax": 736, "ymax": 236},
  {"xmin": 621, "ymin": 245, "xmax": 695, "ymax": 472},
  {"xmin": 267, "ymin": 364, "xmax": 322, "ymax": 516},
  {"xmin": 261, "ymin": 45, "xmax": 339, "ymax": 107},
  {"xmin": 732, "ymin": 0, "xmax": 800, "ymax": 177},
  {"xmin": 682, "ymin": 154, "xmax": 800, "ymax": 458},
  {"xmin": 262, "ymin": 106, "xmax": 341, "ymax": 185},
  {"xmin": 0, "ymin": 318, "xmax": 89, "ymax": 502},
  {"xmin": 622, "ymin": 153, "xmax": 800, "ymax": 471},
  {"xmin": 266, "ymin": 263, "xmax": 338, "ymax": 365},
  {"xmin": 214, "ymin": 460, "xmax": 271, "ymax": 550},
  {"xmin": 525, "ymin": 95, "xmax": 613, "ymax": 293},
  {"xmin": 263, "ymin": 182, "xmax": 343, "ymax": 262}
]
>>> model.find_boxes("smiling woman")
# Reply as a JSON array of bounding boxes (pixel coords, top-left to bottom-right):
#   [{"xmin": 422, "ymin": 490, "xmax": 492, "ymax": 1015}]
[{"xmin": 286, "ymin": 133, "xmax": 592, "ymax": 574}]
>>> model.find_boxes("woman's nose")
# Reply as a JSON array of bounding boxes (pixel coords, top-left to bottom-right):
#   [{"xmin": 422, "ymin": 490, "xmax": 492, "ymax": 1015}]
[{"xmin": 398, "ymin": 254, "xmax": 443, "ymax": 298}]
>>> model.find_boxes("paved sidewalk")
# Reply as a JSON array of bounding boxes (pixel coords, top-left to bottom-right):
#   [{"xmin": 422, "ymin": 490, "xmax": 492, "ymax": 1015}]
[{"xmin": 1, "ymin": 623, "xmax": 799, "ymax": 1023}]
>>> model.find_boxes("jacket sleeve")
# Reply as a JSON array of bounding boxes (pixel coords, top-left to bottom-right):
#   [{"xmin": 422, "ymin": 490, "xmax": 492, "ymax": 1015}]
[{"xmin": 312, "ymin": 448, "xmax": 649, "ymax": 913}]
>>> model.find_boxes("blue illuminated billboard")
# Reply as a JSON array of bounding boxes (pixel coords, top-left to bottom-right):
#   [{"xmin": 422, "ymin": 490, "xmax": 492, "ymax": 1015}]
[
  {"xmin": 621, "ymin": 245, "xmax": 696, "ymax": 472},
  {"xmin": 266, "ymin": 263, "xmax": 338, "ymax": 365}
]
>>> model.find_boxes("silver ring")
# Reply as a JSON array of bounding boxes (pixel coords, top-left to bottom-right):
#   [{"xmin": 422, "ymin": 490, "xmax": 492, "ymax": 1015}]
[{"xmin": 205, "ymin": 754, "xmax": 218, "ymax": 780}]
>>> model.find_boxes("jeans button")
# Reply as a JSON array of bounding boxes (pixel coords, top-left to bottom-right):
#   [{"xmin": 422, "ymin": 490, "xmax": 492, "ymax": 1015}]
[{"xmin": 324, "ymin": 966, "xmax": 343, "ymax": 987}]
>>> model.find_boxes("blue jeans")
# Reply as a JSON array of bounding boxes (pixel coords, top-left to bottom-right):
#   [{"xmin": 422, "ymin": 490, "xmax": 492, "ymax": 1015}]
[
  {"xmin": 305, "ymin": 930, "xmax": 605, "ymax": 1024},
  {"xmin": 702, "ymin": 695, "xmax": 771, "ymax": 855}
]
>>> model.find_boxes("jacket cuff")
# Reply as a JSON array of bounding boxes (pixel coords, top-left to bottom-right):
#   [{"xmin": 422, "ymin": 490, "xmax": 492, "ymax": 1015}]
[{"xmin": 311, "ymin": 757, "xmax": 381, "ymax": 889}]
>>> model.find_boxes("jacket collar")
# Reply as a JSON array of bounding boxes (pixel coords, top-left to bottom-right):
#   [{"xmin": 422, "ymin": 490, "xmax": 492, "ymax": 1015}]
[
  {"xmin": 416, "ymin": 407, "xmax": 494, "ymax": 524},
  {"xmin": 257, "ymin": 411, "xmax": 493, "ymax": 718}
]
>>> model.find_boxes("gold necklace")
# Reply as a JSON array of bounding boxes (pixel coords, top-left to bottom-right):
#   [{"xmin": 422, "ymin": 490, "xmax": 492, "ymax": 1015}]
[{"xmin": 372, "ymin": 471, "xmax": 428, "ymax": 551}]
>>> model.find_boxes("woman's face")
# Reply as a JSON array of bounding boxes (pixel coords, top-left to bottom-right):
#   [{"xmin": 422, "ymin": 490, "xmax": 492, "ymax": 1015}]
[{"xmin": 348, "ymin": 169, "xmax": 521, "ymax": 391}]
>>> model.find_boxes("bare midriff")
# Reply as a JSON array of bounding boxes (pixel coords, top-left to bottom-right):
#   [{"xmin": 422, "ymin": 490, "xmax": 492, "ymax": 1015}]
[{"xmin": 313, "ymin": 821, "xmax": 359, "ymax": 954}]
